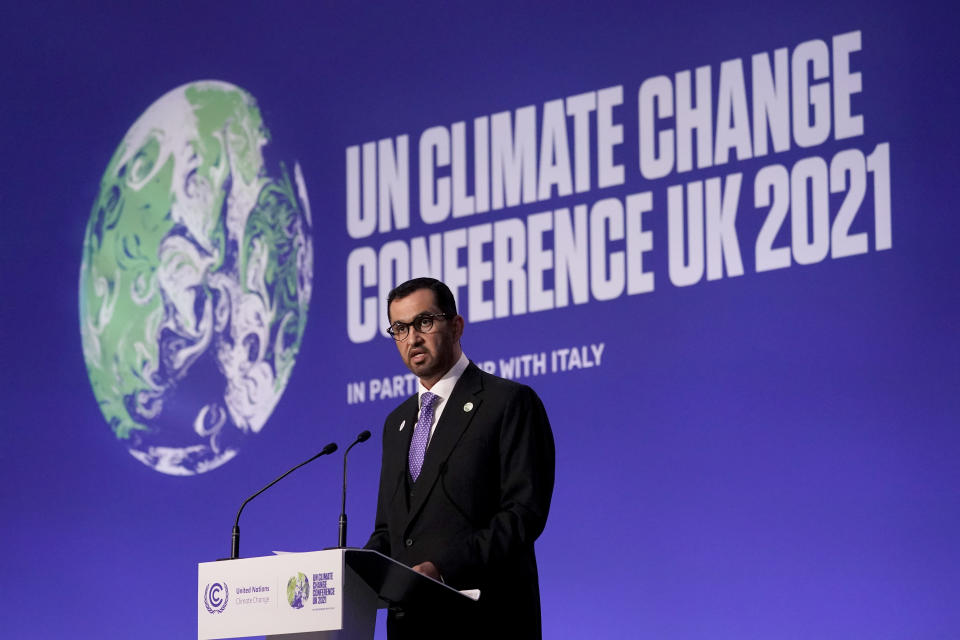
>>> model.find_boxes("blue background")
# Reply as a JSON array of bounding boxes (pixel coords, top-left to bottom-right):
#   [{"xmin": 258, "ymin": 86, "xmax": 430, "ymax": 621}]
[{"xmin": 2, "ymin": 2, "xmax": 958, "ymax": 638}]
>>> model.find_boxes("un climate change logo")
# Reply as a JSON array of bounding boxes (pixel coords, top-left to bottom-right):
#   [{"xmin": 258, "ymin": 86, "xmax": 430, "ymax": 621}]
[
  {"xmin": 79, "ymin": 81, "xmax": 313, "ymax": 476},
  {"xmin": 287, "ymin": 573, "xmax": 310, "ymax": 609},
  {"xmin": 204, "ymin": 582, "xmax": 229, "ymax": 614}
]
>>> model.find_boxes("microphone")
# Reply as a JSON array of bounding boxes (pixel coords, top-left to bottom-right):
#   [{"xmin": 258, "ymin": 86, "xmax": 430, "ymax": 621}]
[
  {"xmin": 338, "ymin": 430, "xmax": 372, "ymax": 548},
  {"xmin": 228, "ymin": 442, "xmax": 338, "ymax": 560}
]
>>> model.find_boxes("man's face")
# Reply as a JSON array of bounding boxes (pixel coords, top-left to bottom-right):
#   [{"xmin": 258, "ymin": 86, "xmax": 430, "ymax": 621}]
[{"xmin": 388, "ymin": 288, "xmax": 463, "ymax": 388}]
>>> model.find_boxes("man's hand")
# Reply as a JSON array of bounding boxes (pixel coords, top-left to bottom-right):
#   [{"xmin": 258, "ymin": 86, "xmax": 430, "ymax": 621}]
[{"xmin": 411, "ymin": 561, "xmax": 441, "ymax": 580}]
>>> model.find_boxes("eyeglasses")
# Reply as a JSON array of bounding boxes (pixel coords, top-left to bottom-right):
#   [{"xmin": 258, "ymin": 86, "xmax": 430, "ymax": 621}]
[{"xmin": 386, "ymin": 313, "xmax": 451, "ymax": 341}]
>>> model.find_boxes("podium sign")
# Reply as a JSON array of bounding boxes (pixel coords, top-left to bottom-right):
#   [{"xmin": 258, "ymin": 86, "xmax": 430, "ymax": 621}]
[{"xmin": 198, "ymin": 549, "xmax": 372, "ymax": 639}]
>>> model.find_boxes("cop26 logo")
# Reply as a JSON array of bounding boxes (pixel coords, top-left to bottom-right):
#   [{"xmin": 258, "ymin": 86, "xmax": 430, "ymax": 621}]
[
  {"xmin": 286, "ymin": 573, "xmax": 310, "ymax": 609},
  {"xmin": 204, "ymin": 582, "xmax": 229, "ymax": 614}
]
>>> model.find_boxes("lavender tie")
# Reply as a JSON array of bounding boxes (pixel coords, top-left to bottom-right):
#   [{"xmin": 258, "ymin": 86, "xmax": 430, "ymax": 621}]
[{"xmin": 408, "ymin": 392, "xmax": 438, "ymax": 482}]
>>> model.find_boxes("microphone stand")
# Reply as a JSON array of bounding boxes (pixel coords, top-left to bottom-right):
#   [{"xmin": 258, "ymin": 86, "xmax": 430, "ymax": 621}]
[
  {"xmin": 338, "ymin": 430, "xmax": 371, "ymax": 548},
  {"xmin": 227, "ymin": 442, "xmax": 338, "ymax": 560}
]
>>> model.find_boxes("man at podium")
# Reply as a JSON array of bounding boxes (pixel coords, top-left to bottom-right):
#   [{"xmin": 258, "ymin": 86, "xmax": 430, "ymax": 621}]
[{"xmin": 365, "ymin": 278, "xmax": 555, "ymax": 639}]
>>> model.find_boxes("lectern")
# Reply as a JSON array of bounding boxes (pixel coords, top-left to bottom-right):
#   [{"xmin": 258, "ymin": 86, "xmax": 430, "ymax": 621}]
[{"xmin": 198, "ymin": 548, "xmax": 478, "ymax": 639}]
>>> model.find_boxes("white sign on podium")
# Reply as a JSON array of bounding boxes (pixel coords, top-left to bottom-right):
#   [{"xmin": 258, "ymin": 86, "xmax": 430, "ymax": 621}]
[{"xmin": 198, "ymin": 549, "xmax": 376, "ymax": 640}]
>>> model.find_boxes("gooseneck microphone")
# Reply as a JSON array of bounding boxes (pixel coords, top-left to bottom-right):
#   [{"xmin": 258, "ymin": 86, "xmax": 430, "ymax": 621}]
[
  {"xmin": 228, "ymin": 442, "xmax": 338, "ymax": 560},
  {"xmin": 338, "ymin": 430, "xmax": 372, "ymax": 548}
]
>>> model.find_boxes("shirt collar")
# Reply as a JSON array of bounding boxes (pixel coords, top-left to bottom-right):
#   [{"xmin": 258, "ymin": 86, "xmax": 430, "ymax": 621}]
[{"xmin": 418, "ymin": 352, "xmax": 469, "ymax": 405}]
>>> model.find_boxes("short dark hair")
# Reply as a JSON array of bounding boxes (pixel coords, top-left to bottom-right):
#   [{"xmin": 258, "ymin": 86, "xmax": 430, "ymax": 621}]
[{"xmin": 387, "ymin": 277, "xmax": 457, "ymax": 319}]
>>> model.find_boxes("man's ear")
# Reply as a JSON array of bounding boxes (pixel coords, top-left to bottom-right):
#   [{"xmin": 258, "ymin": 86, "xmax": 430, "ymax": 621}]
[{"xmin": 452, "ymin": 314, "xmax": 465, "ymax": 341}]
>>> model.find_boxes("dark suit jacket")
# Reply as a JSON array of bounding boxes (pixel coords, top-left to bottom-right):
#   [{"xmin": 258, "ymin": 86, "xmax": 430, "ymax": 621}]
[{"xmin": 365, "ymin": 362, "xmax": 555, "ymax": 639}]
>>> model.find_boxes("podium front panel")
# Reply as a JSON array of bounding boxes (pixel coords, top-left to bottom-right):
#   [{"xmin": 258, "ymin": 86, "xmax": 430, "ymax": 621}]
[{"xmin": 198, "ymin": 550, "xmax": 345, "ymax": 639}]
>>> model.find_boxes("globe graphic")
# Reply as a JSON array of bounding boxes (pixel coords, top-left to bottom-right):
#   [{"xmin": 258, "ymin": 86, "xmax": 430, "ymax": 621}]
[
  {"xmin": 287, "ymin": 572, "xmax": 310, "ymax": 609},
  {"xmin": 79, "ymin": 81, "xmax": 313, "ymax": 475}
]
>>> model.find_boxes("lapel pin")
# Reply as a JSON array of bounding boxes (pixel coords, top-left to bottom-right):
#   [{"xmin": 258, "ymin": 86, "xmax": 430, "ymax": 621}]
[
  {"xmin": 463, "ymin": 402, "xmax": 474, "ymax": 413},
  {"xmin": 399, "ymin": 419, "xmax": 406, "ymax": 432}
]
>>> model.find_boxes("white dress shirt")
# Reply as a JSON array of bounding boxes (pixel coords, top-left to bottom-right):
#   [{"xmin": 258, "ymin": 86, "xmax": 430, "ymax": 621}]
[{"xmin": 417, "ymin": 351, "xmax": 469, "ymax": 447}]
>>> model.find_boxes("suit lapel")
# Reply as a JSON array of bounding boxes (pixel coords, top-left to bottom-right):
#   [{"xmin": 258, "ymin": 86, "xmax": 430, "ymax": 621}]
[
  {"xmin": 397, "ymin": 395, "xmax": 419, "ymax": 452},
  {"xmin": 404, "ymin": 363, "xmax": 485, "ymax": 530},
  {"xmin": 388, "ymin": 394, "xmax": 420, "ymax": 487}
]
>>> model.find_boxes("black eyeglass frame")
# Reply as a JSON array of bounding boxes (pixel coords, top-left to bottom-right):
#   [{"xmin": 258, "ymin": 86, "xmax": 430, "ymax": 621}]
[{"xmin": 386, "ymin": 313, "xmax": 452, "ymax": 341}]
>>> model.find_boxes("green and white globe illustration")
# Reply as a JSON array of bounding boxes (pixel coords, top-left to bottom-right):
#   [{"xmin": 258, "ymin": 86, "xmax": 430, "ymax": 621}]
[
  {"xmin": 287, "ymin": 572, "xmax": 310, "ymax": 609},
  {"xmin": 79, "ymin": 81, "xmax": 313, "ymax": 475}
]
